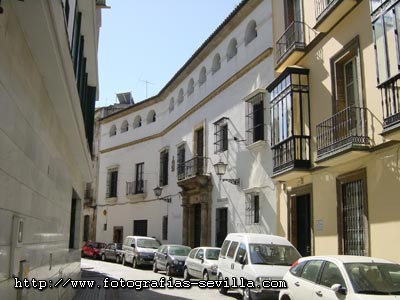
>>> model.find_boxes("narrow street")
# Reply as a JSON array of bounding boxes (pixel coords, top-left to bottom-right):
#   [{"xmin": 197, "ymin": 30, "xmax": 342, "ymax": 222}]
[{"xmin": 73, "ymin": 258, "xmax": 241, "ymax": 300}]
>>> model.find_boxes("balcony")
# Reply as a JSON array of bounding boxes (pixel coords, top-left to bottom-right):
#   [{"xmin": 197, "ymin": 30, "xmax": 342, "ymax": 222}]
[
  {"xmin": 379, "ymin": 74, "xmax": 400, "ymax": 140},
  {"xmin": 84, "ymin": 189, "xmax": 93, "ymax": 206},
  {"xmin": 177, "ymin": 157, "xmax": 211, "ymax": 190},
  {"xmin": 314, "ymin": 0, "xmax": 358, "ymax": 33},
  {"xmin": 126, "ymin": 180, "xmax": 147, "ymax": 200},
  {"xmin": 276, "ymin": 21, "xmax": 317, "ymax": 72},
  {"xmin": 272, "ymin": 136, "xmax": 311, "ymax": 179},
  {"xmin": 316, "ymin": 106, "xmax": 370, "ymax": 165}
]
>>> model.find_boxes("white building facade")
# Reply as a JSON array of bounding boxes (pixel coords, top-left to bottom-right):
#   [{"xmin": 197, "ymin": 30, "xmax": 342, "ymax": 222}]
[
  {"xmin": 0, "ymin": 0, "xmax": 105, "ymax": 299},
  {"xmin": 96, "ymin": 0, "xmax": 276, "ymax": 248}
]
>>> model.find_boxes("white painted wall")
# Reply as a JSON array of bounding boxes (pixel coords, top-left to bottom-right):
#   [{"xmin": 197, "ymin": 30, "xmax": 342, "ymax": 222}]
[{"xmin": 96, "ymin": 0, "xmax": 276, "ymax": 246}]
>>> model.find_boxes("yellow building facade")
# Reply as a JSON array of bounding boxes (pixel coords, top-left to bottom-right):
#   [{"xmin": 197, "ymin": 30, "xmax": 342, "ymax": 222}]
[{"xmin": 268, "ymin": 0, "xmax": 400, "ymax": 262}]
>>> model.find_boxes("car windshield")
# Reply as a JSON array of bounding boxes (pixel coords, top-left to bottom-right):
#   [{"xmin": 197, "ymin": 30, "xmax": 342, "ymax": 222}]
[
  {"xmin": 136, "ymin": 239, "xmax": 160, "ymax": 249},
  {"xmin": 206, "ymin": 249, "xmax": 220, "ymax": 260},
  {"xmin": 116, "ymin": 243, "xmax": 122, "ymax": 250},
  {"xmin": 169, "ymin": 246, "xmax": 191, "ymax": 256},
  {"xmin": 345, "ymin": 263, "xmax": 400, "ymax": 295},
  {"xmin": 248, "ymin": 243, "xmax": 300, "ymax": 266},
  {"xmin": 92, "ymin": 243, "xmax": 105, "ymax": 249}
]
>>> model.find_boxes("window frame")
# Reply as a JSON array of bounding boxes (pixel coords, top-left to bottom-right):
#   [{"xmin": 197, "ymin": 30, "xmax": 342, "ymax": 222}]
[
  {"xmin": 245, "ymin": 91, "xmax": 266, "ymax": 145},
  {"xmin": 245, "ymin": 192, "xmax": 260, "ymax": 225},
  {"xmin": 214, "ymin": 117, "xmax": 229, "ymax": 153},
  {"xmin": 159, "ymin": 149, "xmax": 169, "ymax": 186},
  {"xmin": 106, "ymin": 168, "xmax": 118, "ymax": 198}
]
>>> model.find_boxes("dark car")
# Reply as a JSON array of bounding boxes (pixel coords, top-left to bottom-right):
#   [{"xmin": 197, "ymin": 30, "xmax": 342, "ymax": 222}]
[
  {"xmin": 100, "ymin": 243, "xmax": 123, "ymax": 263},
  {"xmin": 153, "ymin": 245, "xmax": 191, "ymax": 276},
  {"xmin": 81, "ymin": 242, "xmax": 106, "ymax": 259}
]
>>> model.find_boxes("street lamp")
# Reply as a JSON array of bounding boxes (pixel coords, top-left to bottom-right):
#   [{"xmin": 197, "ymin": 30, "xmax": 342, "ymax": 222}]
[
  {"xmin": 153, "ymin": 186, "xmax": 171, "ymax": 203},
  {"xmin": 213, "ymin": 159, "xmax": 240, "ymax": 186}
]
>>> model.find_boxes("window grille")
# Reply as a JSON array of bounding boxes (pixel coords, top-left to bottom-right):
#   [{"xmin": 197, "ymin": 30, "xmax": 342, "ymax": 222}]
[
  {"xmin": 245, "ymin": 93, "xmax": 265, "ymax": 144},
  {"xmin": 106, "ymin": 169, "xmax": 118, "ymax": 198},
  {"xmin": 245, "ymin": 193, "xmax": 260, "ymax": 225},
  {"xmin": 159, "ymin": 150, "xmax": 169, "ymax": 186},
  {"xmin": 214, "ymin": 117, "xmax": 229, "ymax": 153}
]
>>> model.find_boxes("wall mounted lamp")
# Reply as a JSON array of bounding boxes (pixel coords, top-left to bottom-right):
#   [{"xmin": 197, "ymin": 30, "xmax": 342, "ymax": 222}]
[
  {"xmin": 153, "ymin": 186, "xmax": 171, "ymax": 203},
  {"xmin": 213, "ymin": 160, "xmax": 240, "ymax": 186}
]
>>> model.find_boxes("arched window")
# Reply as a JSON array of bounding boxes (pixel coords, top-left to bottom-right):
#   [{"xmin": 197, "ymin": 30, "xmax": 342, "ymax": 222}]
[
  {"xmin": 169, "ymin": 97, "xmax": 175, "ymax": 112},
  {"xmin": 120, "ymin": 120, "xmax": 129, "ymax": 133},
  {"xmin": 227, "ymin": 38, "xmax": 238, "ymax": 61},
  {"xmin": 199, "ymin": 67, "xmax": 207, "ymax": 86},
  {"xmin": 187, "ymin": 78, "xmax": 194, "ymax": 95},
  {"xmin": 245, "ymin": 20, "xmax": 257, "ymax": 45},
  {"xmin": 133, "ymin": 115, "xmax": 142, "ymax": 128},
  {"xmin": 147, "ymin": 110, "xmax": 156, "ymax": 124},
  {"xmin": 109, "ymin": 125, "xmax": 117, "ymax": 137},
  {"xmin": 212, "ymin": 53, "xmax": 221, "ymax": 74},
  {"xmin": 177, "ymin": 88, "xmax": 184, "ymax": 104}
]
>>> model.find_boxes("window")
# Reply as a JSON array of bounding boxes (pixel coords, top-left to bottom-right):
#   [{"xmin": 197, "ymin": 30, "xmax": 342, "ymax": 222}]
[
  {"xmin": 199, "ymin": 67, "xmax": 207, "ymax": 85},
  {"xmin": 169, "ymin": 97, "xmax": 175, "ymax": 112},
  {"xmin": 195, "ymin": 249, "xmax": 204, "ymax": 260},
  {"xmin": 372, "ymin": 2, "xmax": 400, "ymax": 84},
  {"xmin": 147, "ymin": 110, "xmax": 156, "ymax": 124},
  {"xmin": 245, "ymin": 193, "xmax": 260, "ymax": 225},
  {"xmin": 290, "ymin": 260, "xmax": 307, "ymax": 277},
  {"xmin": 220, "ymin": 240, "xmax": 231, "ymax": 257},
  {"xmin": 135, "ymin": 163, "xmax": 144, "ymax": 194},
  {"xmin": 245, "ymin": 92, "xmax": 265, "ymax": 144},
  {"xmin": 109, "ymin": 125, "xmax": 117, "ymax": 137},
  {"xmin": 235, "ymin": 243, "xmax": 247, "ymax": 263},
  {"xmin": 320, "ymin": 262, "xmax": 346, "ymax": 288},
  {"xmin": 177, "ymin": 144, "xmax": 186, "ymax": 180},
  {"xmin": 159, "ymin": 149, "xmax": 169, "ymax": 186},
  {"xmin": 214, "ymin": 118, "xmax": 228, "ymax": 153},
  {"xmin": 245, "ymin": 20, "xmax": 257, "ymax": 45},
  {"xmin": 227, "ymin": 38, "xmax": 238, "ymax": 60},
  {"xmin": 331, "ymin": 38, "xmax": 362, "ymax": 113},
  {"xmin": 227, "ymin": 241, "xmax": 239, "ymax": 258},
  {"xmin": 187, "ymin": 78, "xmax": 194, "ymax": 95},
  {"xmin": 133, "ymin": 115, "xmax": 142, "ymax": 128},
  {"xmin": 212, "ymin": 53, "xmax": 221, "ymax": 74},
  {"xmin": 133, "ymin": 220, "xmax": 148, "ymax": 236},
  {"xmin": 301, "ymin": 260, "xmax": 324, "ymax": 282},
  {"xmin": 337, "ymin": 169, "xmax": 369, "ymax": 256},
  {"xmin": 177, "ymin": 88, "xmax": 184, "ymax": 104},
  {"xmin": 121, "ymin": 120, "xmax": 128, "ymax": 133},
  {"xmin": 189, "ymin": 249, "xmax": 197, "ymax": 259},
  {"xmin": 162, "ymin": 215, "xmax": 168, "ymax": 240},
  {"xmin": 106, "ymin": 169, "xmax": 118, "ymax": 198}
]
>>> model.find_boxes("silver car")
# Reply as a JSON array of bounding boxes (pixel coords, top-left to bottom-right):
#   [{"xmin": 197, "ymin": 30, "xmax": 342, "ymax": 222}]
[{"xmin": 184, "ymin": 247, "xmax": 220, "ymax": 281}]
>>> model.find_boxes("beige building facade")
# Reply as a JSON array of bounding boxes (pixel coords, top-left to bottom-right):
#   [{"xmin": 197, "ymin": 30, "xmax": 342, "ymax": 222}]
[{"xmin": 269, "ymin": 0, "xmax": 400, "ymax": 262}]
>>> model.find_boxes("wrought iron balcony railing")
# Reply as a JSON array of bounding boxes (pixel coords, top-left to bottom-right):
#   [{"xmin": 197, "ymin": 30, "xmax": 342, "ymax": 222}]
[
  {"xmin": 272, "ymin": 135, "xmax": 311, "ymax": 174},
  {"xmin": 126, "ymin": 180, "xmax": 146, "ymax": 195},
  {"xmin": 315, "ymin": 0, "xmax": 338, "ymax": 20},
  {"xmin": 316, "ymin": 106, "xmax": 370, "ymax": 157},
  {"xmin": 177, "ymin": 156, "xmax": 207, "ymax": 181},
  {"xmin": 276, "ymin": 21, "xmax": 317, "ymax": 64},
  {"xmin": 378, "ymin": 73, "xmax": 400, "ymax": 129}
]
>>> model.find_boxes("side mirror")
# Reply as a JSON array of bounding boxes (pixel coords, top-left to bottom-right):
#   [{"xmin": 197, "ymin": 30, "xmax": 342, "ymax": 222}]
[
  {"xmin": 131, "ymin": 244, "xmax": 135, "ymax": 248},
  {"xmin": 200, "ymin": 258, "xmax": 204, "ymax": 264},
  {"xmin": 238, "ymin": 255, "xmax": 246, "ymax": 265},
  {"xmin": 331, "ymin": 284, "xmax": 347, "ymax": 295}
]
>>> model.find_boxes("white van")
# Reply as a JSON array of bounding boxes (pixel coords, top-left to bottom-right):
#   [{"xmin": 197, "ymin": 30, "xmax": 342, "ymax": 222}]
[
  {"xmin": 121, "ymin": 236, "xmax": 161, "ymax": 268},
  {"xmin": 217, "ymin": 233, "xmax": 301, "ymax": 300}
]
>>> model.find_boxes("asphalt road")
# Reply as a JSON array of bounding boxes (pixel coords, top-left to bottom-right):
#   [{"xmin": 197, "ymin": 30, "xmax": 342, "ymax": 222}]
[{"xmin": 73, "ymin": 258, "xmax": 241, "ymax": 300}]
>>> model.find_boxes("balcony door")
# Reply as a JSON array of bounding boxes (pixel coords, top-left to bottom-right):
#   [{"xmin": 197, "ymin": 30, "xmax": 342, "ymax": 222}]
[
  {"xmin": 194, "ymin": 127, "xmax": 204, "ymax": 175},
  {"xmin": 135, "ymin": 163, "xmax": 144, "ymax": 194},
  {"xmin": 285, "ymin": 0, "xmax": 302, "ymax": 26}
]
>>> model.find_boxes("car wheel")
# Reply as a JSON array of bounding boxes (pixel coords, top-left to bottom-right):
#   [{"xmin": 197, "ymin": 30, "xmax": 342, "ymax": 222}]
[
  {"xmin": 93, "ymin": 253, "xmax": 99, "ymax": 260},
  {"xmin": 153, "ymin": 261, "xmax": 158, "ymax": 273},
  {"xmin": 203, "ymin": 271, "xmax": 209, "ymax": 281},
  {"xmin": 218, "ymin": 273, "xmax": 228, "ymax": 295},
  {"xmin": 243, "ymin": 287, "xmax": 252, "ymax": 300},
  {"xmin": 122, "ymin": 256, "xmax": 126, "ymax": 266},
  {"xmin": 101, "ymin": 254, "xmax": 106, "ymax": 261},
  {"xmin": 132, "ymin": 258, "xmax": 138, "ymax": 269},
  {"xmin": 116, "ymin": 256, "xmax": 121, "ymax": 264},
  {"xmin": 183, "ymin": 268, "xmax": 191, "ymax": 280},
  {"xmin": 166, "ymin": 264, "xmax": 172, "ymax": 277}
]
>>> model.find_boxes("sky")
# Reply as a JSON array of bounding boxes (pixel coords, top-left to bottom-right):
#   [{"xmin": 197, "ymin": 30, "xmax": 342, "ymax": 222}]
[{"xmin": 97, "ymin": 0, "xmax": 242, "ymax": 107}]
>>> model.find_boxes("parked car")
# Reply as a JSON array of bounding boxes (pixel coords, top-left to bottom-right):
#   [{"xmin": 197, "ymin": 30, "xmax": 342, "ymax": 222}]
[
  {"xmin": 81, "ymin": 242, "xmax": 106, "ymax": 259},
  {"xmin": 217, "ymin": 233, "xmax": 301, "ymax": 300},
  {"xmin": 184, "ymin": 247, "xmax": 220, "ymax": 281},
  {"xmin": 279, "ymin": 255, "xmax": 400, "ymax": 300},
  {"xmin": 121, "ymin": 236, "xmax": 161, "ymax": 268},
  {"xmin": 153, "ymin": 244, "xmax": 191, "ymax": 276},
  {"xmin": 100, "ymin": 243, "xmax": 123, "ymax": 263}
]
